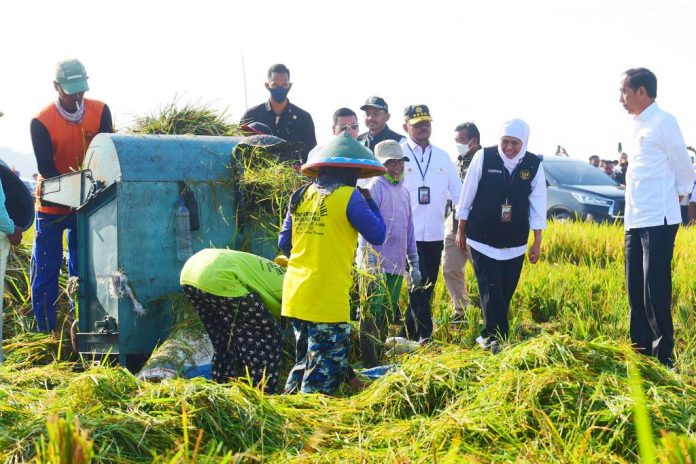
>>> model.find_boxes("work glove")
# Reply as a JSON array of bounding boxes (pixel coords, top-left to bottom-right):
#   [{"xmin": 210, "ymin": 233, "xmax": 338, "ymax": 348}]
[
  {"xmin": 274, "ymin": 255, "xmax": 289, "ymax": 268},
  {"xmin": 407, "ymin": 253, "xmax": 421, "ymax": 287}
]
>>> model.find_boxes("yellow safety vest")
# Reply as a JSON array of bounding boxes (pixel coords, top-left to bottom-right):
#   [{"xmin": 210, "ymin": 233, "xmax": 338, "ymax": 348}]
[{"xmin": 282, "ymin": 185, "xmax": 357, "ymax": 323}]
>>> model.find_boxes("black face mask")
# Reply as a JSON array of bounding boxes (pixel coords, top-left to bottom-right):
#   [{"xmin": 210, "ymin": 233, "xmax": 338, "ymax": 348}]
[{"xmin": 269, "ymin": 86, "xmax": 290, "ymax": 103}]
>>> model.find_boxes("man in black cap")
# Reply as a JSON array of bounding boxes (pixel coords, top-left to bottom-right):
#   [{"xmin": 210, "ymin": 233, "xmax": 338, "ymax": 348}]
[
  {"xmin": 357, "ymin": 96, "xmax": 404, "ymax": 152},
  {"xmin": 241, "ymin": 63, "xmax": 317, "ymax": 163}
]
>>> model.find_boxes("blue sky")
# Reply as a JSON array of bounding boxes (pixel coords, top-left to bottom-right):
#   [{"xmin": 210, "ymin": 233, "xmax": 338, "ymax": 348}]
[{"xmin": 1, "ymin": 0, "xmax": 695, "ymax": 174}]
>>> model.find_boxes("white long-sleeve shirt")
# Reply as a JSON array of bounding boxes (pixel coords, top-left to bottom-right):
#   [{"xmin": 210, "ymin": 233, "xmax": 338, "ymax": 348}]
[
  {"xmin": 401, "ymin": 138, "xmax": 461, "ymax": 242},
  {"xmin": 456, "ymin": 148, "xmax": 546, "ymax": 260},
  {"xmin": 625, "ymin": 102, "xmax": 696, "ymax": 230}
]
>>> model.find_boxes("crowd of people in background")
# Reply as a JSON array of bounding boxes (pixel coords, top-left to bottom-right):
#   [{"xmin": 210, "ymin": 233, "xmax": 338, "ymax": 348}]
[
  {"xmin": 2, "ymin": 59, "xmax": 695, "ymax": 392},
  {"xmin": 587, "ymin": 153, "xmax": 630, "ymax": 185}
]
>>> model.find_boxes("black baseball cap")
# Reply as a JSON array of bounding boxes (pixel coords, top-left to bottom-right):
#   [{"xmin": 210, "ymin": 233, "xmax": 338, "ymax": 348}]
[{"xmin": 360, "ymin": 96, "xmax": 389, "ymax": 112}]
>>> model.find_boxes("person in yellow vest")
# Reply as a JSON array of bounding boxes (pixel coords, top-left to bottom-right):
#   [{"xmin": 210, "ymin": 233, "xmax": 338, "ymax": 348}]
[
  {"xmin": 180, "ymin": 249, "xmax": 284, "ymax": 393},
  {"xmin": 279, "ymin": 132, "xmax": 387, "ymax": 394},
  {"xmin": 30, "ymin": 58, "xmax": 113, "ymax": 333}
]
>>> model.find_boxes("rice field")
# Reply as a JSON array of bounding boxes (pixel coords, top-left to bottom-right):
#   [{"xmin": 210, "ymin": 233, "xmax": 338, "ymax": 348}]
[
  {"xmin": 2, "ymin": 221, "xmax": 696, "ymax": 463},
  {"xmin": 3, "ymin": 105, "xmax": 695, "ymax": 462}
]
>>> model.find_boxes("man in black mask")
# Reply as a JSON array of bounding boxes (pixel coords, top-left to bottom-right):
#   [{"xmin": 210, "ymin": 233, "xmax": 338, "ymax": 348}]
[{"xmin": 241, "ymin": 63, "xmax": 317, "ymax": 163}]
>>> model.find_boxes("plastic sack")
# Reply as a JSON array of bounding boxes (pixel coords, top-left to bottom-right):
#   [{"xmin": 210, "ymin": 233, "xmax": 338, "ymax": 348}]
[
  {"xmin": 137, "ymin": 298, "xmax": 213, "ymax": 381},
  {"xmin": 384, "ymin": 336, "xmax": 421, "ymax": 357}
]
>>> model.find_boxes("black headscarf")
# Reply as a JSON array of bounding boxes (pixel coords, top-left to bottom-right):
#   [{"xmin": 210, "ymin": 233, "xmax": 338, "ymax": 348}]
[
  {"xmin": 316, "ymin": 166, "xmax": 359, "ymax": 188},
  {"xmin": 289, "ymin": 166, "xmax": 361, "ymax": 214}
]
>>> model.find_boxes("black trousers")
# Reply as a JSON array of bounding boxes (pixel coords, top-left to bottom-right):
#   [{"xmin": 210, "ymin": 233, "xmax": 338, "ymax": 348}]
[
  {"xmin": 625, "ymin": 224, "xmax": 679, "ymax": 367},
  {"xmin": 470, "ymin": 248, "xmax": 525, "ymax": 341},
  {"xmin": 404, "ymin": 240, "xmax": 444, "ymax": 341}
]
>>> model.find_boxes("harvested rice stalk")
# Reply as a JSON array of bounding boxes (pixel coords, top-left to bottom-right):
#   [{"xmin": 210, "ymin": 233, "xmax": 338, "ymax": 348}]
[
  {"xmin": 129, "ymin": 100, "xmax": 241, "ymax": 137},
  {"xmin": 231, "ymin": 144, "xmax": 305, "ymax": 228},
  {"xmin": 34, "ymin": 414, "xmax": 95, "ymax": 464}
]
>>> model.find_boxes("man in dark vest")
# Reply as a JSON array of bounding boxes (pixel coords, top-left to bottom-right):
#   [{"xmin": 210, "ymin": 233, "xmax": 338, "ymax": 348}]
[
  {"xmin": 454, "ymin": 119, "xmax": 546, "ymax": 353},
  {"xmin": 357, "ymin": 96, "xmax": 404, "ymax": 152}
]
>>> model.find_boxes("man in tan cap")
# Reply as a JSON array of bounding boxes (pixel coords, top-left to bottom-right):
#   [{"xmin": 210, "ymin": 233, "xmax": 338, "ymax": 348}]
[{"xmin": 356, "ymin": 139, "xmax": 420, "ymax": 367}]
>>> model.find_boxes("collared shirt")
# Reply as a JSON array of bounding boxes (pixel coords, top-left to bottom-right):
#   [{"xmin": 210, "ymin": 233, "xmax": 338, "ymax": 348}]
[
  {"xmin": 357, "ymin": 125, "xmax": 405, "ymax": 152},
  {"xmin": 241, "ymin": 100, "xmax": 317, "ymax": 163},
  {"xmin": 401, "ymin": 138, "xmax": 461, "ymax": 242},
  {"xmin": 456, "ymin": 148, "xmax": 547, "ymax": 260},
  {"xmin": 625, "ymin": 102, "xmax": 696, "ymax": 230}
]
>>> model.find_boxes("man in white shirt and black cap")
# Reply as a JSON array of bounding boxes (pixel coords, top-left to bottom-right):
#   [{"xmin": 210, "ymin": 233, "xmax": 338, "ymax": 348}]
[
  {"xmin": 400, "ymin": 105, "xmax": 461, "ymax": 342},
  {"xmin": 619, "ymin": 67, "xmax": 696, "ymax": 368}
]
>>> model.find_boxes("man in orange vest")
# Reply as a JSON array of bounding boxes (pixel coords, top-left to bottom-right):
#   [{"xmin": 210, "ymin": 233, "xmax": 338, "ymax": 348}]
[{"xmin": 30, "ymin": 58, "xmax": 113, "ymax": 333}]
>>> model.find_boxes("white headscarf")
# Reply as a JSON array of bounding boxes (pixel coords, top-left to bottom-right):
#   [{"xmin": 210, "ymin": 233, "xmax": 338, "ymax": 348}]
[{"xmin": 497, "ymin": 119, "xmax": 530, "ymax": 162}]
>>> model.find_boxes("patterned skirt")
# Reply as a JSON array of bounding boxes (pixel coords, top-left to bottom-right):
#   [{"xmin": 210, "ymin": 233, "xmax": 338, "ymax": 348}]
[{"xmin": 182, "ymin": 285, "xmax": 282, "ymax": 393}]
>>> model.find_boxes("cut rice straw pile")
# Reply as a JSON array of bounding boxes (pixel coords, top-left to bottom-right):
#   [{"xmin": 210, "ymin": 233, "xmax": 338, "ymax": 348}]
[{"xmin": 1, "ymin": 333, "xmax": 694, "ymax": 462}]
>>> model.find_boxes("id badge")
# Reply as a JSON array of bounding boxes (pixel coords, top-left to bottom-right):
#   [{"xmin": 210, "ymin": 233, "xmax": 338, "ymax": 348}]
[
  {"xmin": 418, "ymin": 186, "xmax": 431, "ymax": 204},
  {"xmin": 501, "ymin": 203, "xmax": 512, "ymax": 222}
]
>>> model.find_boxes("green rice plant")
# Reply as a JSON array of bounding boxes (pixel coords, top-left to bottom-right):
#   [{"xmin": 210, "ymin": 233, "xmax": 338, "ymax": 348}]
[
  {"xmin": 5, "ymin": 183, "xmax": 696, "ymax": 462},
  {"xmin": 226, "ymin": 144, "xmax": 305, "ymax": 256},
  {"xmin": 64, "ymin": 367, "xmax": 139, "ymax": 410},
  {"xmin": 128, "ymin": 100, "xmax": 240, "ymax": 137},
  {"xmin": 3, "ymin": 332, "xmax": 61, "ymax": 368},
  {"xmin": 657, "ymin": 431, "xmax": 696, "ymax": 463},
  {"xmin": 541, "ymin": 221, "xmax": 625, "ymax": 267},
  {"xmin": 34, "ymin": 414, "xmax": 95, "ymax": 464},
  {"xmin": 629, "ymin": 361, "xmax": 657, "ymax": 464}
]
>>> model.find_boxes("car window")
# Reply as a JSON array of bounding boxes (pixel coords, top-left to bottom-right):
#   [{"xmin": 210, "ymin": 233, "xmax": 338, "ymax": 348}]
[{"xmin": 544, "ymin": 161, "xmax": 618, "ymax": 186}]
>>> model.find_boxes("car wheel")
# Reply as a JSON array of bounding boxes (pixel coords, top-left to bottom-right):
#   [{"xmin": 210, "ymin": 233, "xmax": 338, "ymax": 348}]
[{"xmin": 549, "ymin": 209, "xmax": 573, "ymax": 222}]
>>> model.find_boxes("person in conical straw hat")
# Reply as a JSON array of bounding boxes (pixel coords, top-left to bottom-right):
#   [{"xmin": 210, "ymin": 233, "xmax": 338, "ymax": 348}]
[{"xmin": 279, "ymin": 132, "xmax": 387, "ymax": 394}]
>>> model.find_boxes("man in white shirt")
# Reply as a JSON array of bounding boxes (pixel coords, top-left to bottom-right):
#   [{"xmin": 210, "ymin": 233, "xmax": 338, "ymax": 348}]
[
  {"xmin": 619, "ymin": 67, "xmax": 696, "ymax": 367},
  {"xmin": 400, "ymin": 105, "xmax": 461, "ymax": 341}
]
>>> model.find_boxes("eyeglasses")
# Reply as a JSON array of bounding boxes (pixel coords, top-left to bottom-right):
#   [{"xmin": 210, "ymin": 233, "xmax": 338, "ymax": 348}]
[
  {"xmin": 338, "ymin": 123, "xmax": 360, "ymax": 132},
  {"xmin": 384, "ymin": 159, "xmax": 405, "ymax": 166}
]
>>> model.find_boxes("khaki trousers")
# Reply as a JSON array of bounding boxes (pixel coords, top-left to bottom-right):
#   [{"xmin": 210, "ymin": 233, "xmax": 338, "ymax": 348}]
[{"xmin": 441, "ymin": 222, "xmax": 471, "ymax": 314}]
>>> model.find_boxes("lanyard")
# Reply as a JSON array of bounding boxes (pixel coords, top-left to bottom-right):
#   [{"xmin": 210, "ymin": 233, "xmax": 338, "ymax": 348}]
[
  {"xmin": 406, "ymin": 144, "xmax": 432, "ymax": 184},
  {"xmin": 502, "ymin": 158, "xmax": 524, "ymax": 203}
]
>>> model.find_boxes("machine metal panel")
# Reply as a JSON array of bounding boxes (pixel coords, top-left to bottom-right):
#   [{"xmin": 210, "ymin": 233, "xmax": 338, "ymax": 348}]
[
  {"xmin": 89, "ymin": 134, "xmax": 240, "ymax": 183},
  {"xmin": 69, "ymin": 133, "xmax": 248, "ymax": 369},
  {"xmin": 78, "ymin": 192, "xmax": 119, "ymax": 354}
]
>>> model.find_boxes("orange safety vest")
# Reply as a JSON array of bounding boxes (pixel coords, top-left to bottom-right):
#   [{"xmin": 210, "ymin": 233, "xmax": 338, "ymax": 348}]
[{"xmin": 34, "ymin": 99, "xmax": 106, "ymax": 215}]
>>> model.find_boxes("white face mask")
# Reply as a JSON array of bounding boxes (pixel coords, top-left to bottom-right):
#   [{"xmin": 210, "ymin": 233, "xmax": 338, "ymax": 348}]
[{"xmin": 456, "ymin": 142, "xmax": 471, "ymax": 156}]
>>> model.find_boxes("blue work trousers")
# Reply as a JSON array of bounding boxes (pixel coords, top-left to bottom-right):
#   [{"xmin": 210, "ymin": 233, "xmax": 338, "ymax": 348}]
[{"xmin": 30, "ymin": 212, "xmax": 78, "ymax": 332}]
